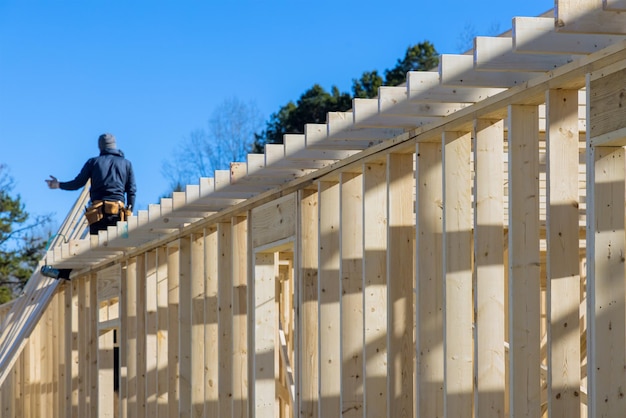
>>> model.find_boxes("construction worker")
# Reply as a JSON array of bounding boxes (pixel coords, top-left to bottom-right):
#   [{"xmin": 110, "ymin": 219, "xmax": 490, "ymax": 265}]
[{"xmin": 45, "ymin": 133, "xmax": 137, "ymax": 235}]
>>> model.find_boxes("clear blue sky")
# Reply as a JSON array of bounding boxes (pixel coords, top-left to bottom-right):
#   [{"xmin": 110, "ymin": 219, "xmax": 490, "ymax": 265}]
[{"xmin": 1, "ymin": 0, "xmax": 551, "ymax": 233}]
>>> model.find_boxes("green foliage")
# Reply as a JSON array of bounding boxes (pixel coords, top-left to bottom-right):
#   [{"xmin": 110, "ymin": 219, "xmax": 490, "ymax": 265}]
[
  {"xmin": 0, "ymin": 287, "xmax": 12, "ymax": 305},
  {"xmin": 254, "ymin": 40, "xmax": 439, "ymax": 150},
  {"xmin": 384, "ymin": 41, "xmax": 439, "ymax": 86},
  {"xmin": 256, "ymin": 84, "xmax": 352, "ymax": 148},
  {"xmin": 352, "ymin": 70, "xmax": 384, "ymax": 99},
  {"xmin": 0, "ymin": 165, "xmax": 48, "ymax": 301}
]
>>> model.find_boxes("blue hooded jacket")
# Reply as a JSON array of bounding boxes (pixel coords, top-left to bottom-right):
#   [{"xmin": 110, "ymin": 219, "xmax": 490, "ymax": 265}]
[{"xmin": 60, "ymin": 148, "xmax": 136, "ymax": 209}]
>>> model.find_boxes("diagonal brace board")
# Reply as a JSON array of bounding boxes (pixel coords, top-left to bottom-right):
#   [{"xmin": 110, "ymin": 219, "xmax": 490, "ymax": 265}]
[{"xmin": 0, "ymin": 270, "xmax": 62, "ymax": 387}]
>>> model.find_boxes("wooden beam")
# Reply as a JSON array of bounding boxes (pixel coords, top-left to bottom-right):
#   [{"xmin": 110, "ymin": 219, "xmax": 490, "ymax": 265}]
[
  {"xmin": 442, "ymin": 131, "xmax": 473, "ymax": 416},
  {"xmin": 167, "ymin": 243, "xmax": 180, "ymax": 418},
  {"xmin": 407, "ymin": 71, "xmax": 505, "ymax": 103},
  {"xmin": 278, "ymin": 255, "xmax": 294, "ymax": 415},
  {"xmin": 353, "ymin": 98, "xmax": 441, "ymax": 129},
  {"xmin": 96, "ymin": 265, "xmax": 121, "ymax": 303},
  {"xmin": 304, "ymin": 119, "xmax": 386, "ymax": 151},
  {"xmin": 298, "ymin": 189, "xmax": 319, "ymax": 418},
  {"xmin": 589, "ymin": 67, "xmax": 626, "ymax": 145},
  {"xmin": 88, "ymin": 275, "xmax": 98, "ymax": 416},
  {"xmin": 339, "ymin": 172, "xmax": 364, "ymax": 418},
  {"xmin": 378, "ymin": 85, "xmax": 421, "ymax": 114},
  {"xmin": 327, "ymin": 111, "xmax": 404, "ymax": 141},
  {"xmin": 604, "ymin": 0, "xmax": 626, "ymax": 10},
  {"xmin": 23, "ymin": 320, "xmax": 33, "ymax": 417},
  {"xmin": 507, "ymin": 104, "xmax": 541, "ymax": 417},
  {"xmin": 380, "ymin": 89, "xmax": 471, "ymax": 117},
  {"xmin": 156, "ymin": 246, "xmax": 169, "ymax": 416},
  {"xmin": 278, "ymin": 320, "xmax": 295, "ymax": 406},
  {"xmin": 218, "ymin": 223, "xmax": 234, "ymax": 417},
  {"xmin": 59, "ymin": 287, "xmax": 69, "ymax": 418},
  {"xmin": 41, "ymin": 299, "xmax": 50, "ymax": 418},
  {"xmin": 251, "ymin": 193, "xmax": 297, "ymax": 249},
  {"xmin": 273, "ymin": 138, "xmax": 335, "ymax": 170},
  {"xmin": 231, "ymin": 216, "xmax": 249, "ymax": 417},
  {"xmin": 305, "ymin": 121, "xmax": 373, "ymax": 150},
  {"xmin": 317, "ymin": 180, "xmax": 341, "ymax": 417},
  {"xmin": 546, "ymin": 89, "xmax": 582, "ymax": 417},
  {"xmin": 203, "ymin": 227, "xmax": 219, "ymax": 416},
  {"xmin": 48, "ymin": 185, "xmax": 90, "ymax": 246},
  {"xmin": 135, "ymin": 255, "xmax": 147, "ymax": 417},
  {"xmin": 473, "ymin": 118, "xmax": 506, "ymax": 417},
  {"xmin": 353, "ymin": 97, "xmax": 379, "ymax": 121},
  {"xmin": 475, "ymin": 36, "xmax": 575, "ymax": 72},
  {"xmin": 117, "ymin": 262, "xmax": 130, "ymax": 418},
  {"xmin": 264, "ymin": 143, "xmax": 284, "ymax": 166},
  {"xmin": 386, "ymin": 153, "xmax": 414, "ymax": 417},
  {"xmin": 246, "ymin": 153, "xmax": 318, "ymax": 180},
  {"xmin": 98, "ymin": 329, "xmax": 114, "ymax": 418},
  {"xmin": 190, "ymin": 234, "xmax": 206, "ymax": 416},
  {"xmin": 213, "ymin": 169, "xmax": 231, "ymax": 190},
  {"xmin": 0, "ymin": 275, "xmax": 61, "ymax": 389},
  {"xmin": 0, "ymin": 346, "xmax": 14, "ymax": 417},
  {"xmin": 178, "ymin": 237, "xmax": 192, "ymax": 417},
  {"xmin": 556, "ymin": 0, "xmax": 626, "ymax": 34},
  {"xmin": 227, "ymin": 180, "xmax": 291, "ymax": 196},
  {"xmin": 440, "ymin": 54, "xmax": 536, "ymax": 88},
  {"xmin": 48, "ymin": 301, "xmax": 56, "ymax": 415},
  {"xmin": 587, "ymin": 145, "xmax": 626, "ymax": 417},
  {"xmin": 144, "ymin": 250, "xmax": 158, "ymax": 417},
  {"xmin": 253, "ymin": 252, "xmax": 278, "ymax": 418},
  {"xmin": 47, "ymin": 303, "xmax": 55, "ymax": 416},
  {"xmin": 15, "ymin": 354, "xmax": 21, "ymax": 417},
  {"xmin": 362, "ymin": 161, "xmax": 388, "ymax": 417},
  {"xmin": 283, "ymin": 134, "xmax": 353, "ymax": 167},
  {"xmin": 415, "ymin": 142, "xmax": 444, "ymax": 417},
  {"xmin": 513, "ymin": 17, "xmax": 626, "ymax": 55},
  {"xmin": 70, "ymin": 280, "xmax": 79, "ymax": 417}
]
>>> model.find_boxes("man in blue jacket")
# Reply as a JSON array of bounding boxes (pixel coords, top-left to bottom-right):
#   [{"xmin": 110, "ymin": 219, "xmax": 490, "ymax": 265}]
[{"xmin": 46, "ymin": 133, "xmax": 137, "ymax": 235}]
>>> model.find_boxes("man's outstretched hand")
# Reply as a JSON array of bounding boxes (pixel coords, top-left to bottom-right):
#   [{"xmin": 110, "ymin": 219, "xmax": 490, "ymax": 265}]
[{"xmin": 45, "ymin": 175, "xmax": 60, "ymax": 189}]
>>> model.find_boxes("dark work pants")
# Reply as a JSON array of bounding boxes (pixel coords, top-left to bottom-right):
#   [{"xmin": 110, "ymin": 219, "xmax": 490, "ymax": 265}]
[{"xmin": 89, "ymin": 214, "xmax": 121, "ymax": 235}]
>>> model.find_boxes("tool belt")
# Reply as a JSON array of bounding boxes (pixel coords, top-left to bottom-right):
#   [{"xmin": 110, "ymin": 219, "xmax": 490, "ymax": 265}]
[{"xmin": 85, "ymin": 200, "xmax": 130, "ymax": 225}]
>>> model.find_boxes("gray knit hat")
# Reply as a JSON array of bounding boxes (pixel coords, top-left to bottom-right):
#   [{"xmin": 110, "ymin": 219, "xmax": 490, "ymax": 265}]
[{"xmin": 98, "ymin": 133, "xmax": 117, "ymax": 150}]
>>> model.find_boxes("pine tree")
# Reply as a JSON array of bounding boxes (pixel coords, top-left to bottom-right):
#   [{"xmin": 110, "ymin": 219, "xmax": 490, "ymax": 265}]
[{"xmin": 0, "ymin": 165, "xmax": 49, "ymax": 303}]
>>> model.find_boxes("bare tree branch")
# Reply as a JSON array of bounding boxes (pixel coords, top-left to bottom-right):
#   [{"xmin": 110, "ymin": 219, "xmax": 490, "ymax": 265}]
[{"xmin": 161, "ymin": 97, "xmax": 264, "ymax": 191}]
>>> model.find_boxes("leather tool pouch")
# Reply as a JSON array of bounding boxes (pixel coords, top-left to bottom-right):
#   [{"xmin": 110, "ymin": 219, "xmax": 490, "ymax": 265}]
[
  {"xmin": 104, "ymin": 200, "xmax": 121, "ymax": 215},
  {"xmin": 86, "ymin": 200, "xmax": 126, "ymax": 225},
  {"xmin": 85, "ymin": 201, "xmax": 104, "ymax": 225}
]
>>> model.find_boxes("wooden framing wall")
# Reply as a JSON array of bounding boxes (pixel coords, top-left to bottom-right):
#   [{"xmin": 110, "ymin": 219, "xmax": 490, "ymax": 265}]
[{"xmin": 2, "ymin": 1, "xmax": 626, "ymax": 417}]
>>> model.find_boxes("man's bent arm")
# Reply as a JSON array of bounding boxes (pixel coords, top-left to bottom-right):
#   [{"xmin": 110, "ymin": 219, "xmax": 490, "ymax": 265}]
[{"xmin": 59, "ymin": 160, "xmax": 92, "ymax": 191}]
